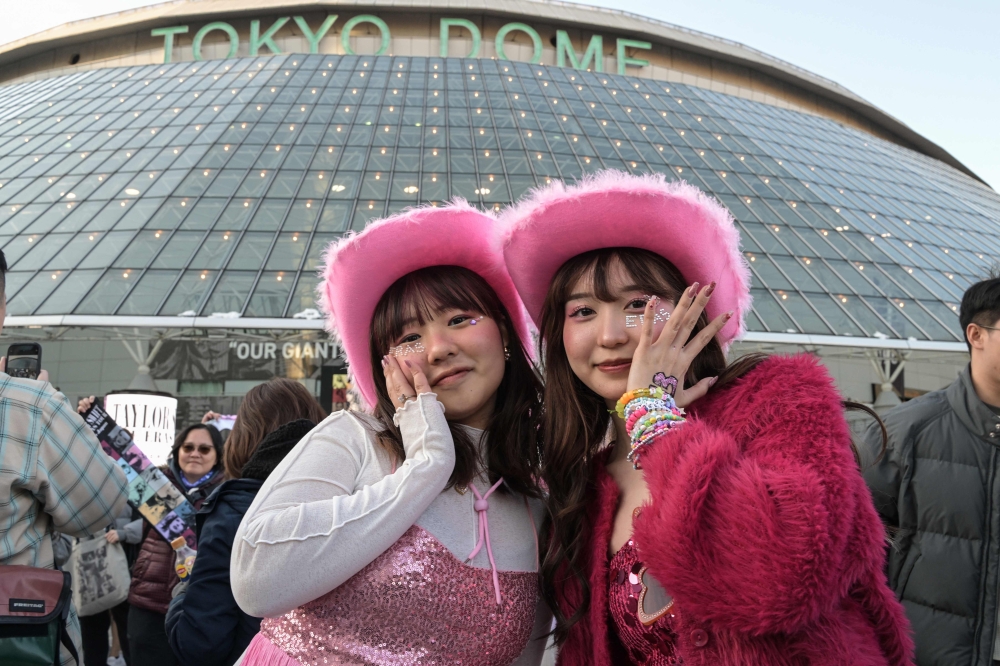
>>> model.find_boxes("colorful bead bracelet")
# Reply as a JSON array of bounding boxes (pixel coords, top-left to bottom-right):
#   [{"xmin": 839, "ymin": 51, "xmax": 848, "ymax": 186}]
[
  {"xmin": 618, "ymin": 390, "xmax": 686, "ymax": 469},
  {"xmin": 615, "ymin": 387, "xmax": 668, "ymax": 419}
]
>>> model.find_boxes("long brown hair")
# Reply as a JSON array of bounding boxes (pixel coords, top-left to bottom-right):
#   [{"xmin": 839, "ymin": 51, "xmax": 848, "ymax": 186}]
[
  {"xmin": 538, "ymin": 247, "xmax": 884, "ymax": 641},
  {"xmin": 367, "ymin": 265, "xmax": 543, "ymax": 497},
  {"xmin": 538, "ymin": 248, "xmax": 762, "ymax": 640},
  {"xmin": 224, "ymin": 377, "xmax": 327, "ymax": 478}
]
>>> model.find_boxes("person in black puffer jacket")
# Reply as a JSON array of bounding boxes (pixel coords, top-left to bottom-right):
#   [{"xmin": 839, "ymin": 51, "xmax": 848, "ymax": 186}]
[
  {"xmin": 863, "ymin": 274, "xmax": 1000, "ymax": 666},
  {"xmin": 166, "ymin": 378, "xmax": 327, "ymax": 666}
]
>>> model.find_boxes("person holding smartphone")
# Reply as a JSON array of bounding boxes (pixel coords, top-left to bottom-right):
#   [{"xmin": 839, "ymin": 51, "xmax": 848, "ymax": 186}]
[{"xmin": 0, "ymin": 249, "xmax": 130, "ymax": 666}]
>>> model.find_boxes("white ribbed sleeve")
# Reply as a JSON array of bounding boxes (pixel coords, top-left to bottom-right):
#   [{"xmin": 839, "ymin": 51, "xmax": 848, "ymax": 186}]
[{"xmin": 231, "ymin": 393, "xmax": 454, "ymax": 617}]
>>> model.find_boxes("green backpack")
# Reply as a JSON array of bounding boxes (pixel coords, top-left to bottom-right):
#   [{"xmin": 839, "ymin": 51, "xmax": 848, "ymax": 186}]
[{"xmin": 0, "ymin": 565, "xmax": 79, "ymax": 665}]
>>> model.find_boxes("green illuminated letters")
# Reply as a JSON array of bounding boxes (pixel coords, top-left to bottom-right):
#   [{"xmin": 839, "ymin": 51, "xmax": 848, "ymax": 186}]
[
  {"xmin": 341, "ymin": 15, "xmax": 390, "ymax": 56},
  {"xmin": 192, "ymin": 22, "xmax": 239, "ymax": 61},
  {"xmin": 150, "ymin": 15, "xmax": 652, "ymax": 73},
  {"xmin": 250, "ymin": 17, "xmax": 288, "ymax": 56},
  {"xmin": 495, "ymin": 23, "xmax": 543, "ymax": 64},
  {"xmin": 616, "ymin": 38, "xmax": 651, "ymax": 75},
  {"xmin": 556, "ymin": 31, "xmax": 602, "ymax": 72},
  {"xmin": 440, "ymin": 18, "xmax": 481, "ymax": 58},
  {"xmin": 294, "ymin": 15, "xmax": 338, "ymax": 53},
  {"xmin": 151, "ymin": 26, "xmax": 189, "ymax": 64}
]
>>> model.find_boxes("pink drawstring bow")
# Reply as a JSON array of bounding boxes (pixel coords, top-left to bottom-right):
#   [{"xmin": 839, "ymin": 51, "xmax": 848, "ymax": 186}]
[{"xmin": 466, "ymin": 478, "xmax": 505, "ymax": 605}]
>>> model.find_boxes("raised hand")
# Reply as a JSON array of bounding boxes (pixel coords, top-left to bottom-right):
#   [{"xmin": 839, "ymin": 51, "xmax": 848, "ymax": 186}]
[
  {"xmin": 382, "ymin": 354, "xmax": 433, "ymax": 410},
  {"xmin": 626, "ymin": 282, "xmax": 732, "ymax": 409},
  {"xmin": 78, "ymin": 395, "xmax": 96, "ymax": 414}
]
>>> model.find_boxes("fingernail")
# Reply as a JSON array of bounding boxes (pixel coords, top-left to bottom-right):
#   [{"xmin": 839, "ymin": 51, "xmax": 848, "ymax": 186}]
[
  {"xmin": 707, "ymin": 281, "xmax": 717, "ymax": 295},
  {"xmin": 726, "ymin": 311, "xmax": 734, "ymax": 320},
  {"xmin": 709, "ymin": 376, "xmax": 718, "ymax": 386},
  {"xmin": 404, "ymin": 360, "xmax": 413, "ymax": 368}
]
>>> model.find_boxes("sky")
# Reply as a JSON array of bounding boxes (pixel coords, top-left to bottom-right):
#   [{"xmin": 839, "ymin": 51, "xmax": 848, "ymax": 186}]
[{"xmin": 2, "ymin": 0, "xmax": 997, "ymax": 188}]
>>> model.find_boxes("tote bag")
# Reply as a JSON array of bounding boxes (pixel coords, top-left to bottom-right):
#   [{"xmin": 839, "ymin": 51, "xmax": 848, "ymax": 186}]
[{"xmin": 66, "ymin": 535, "xmax": 130, "ymax": 617}]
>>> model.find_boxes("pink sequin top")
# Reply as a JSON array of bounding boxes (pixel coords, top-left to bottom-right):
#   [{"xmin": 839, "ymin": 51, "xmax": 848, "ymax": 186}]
[
  {"xmin": 260, "ymin": 524, "xmax": 538, "ymax": 665},
  {"xmin": 608, "ymin": 537, "xmax": 681, "ymax": 665}
]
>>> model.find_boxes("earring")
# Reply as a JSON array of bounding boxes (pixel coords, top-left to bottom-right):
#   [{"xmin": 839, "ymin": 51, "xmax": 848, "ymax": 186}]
[{"xmin": 504, "ymin": 346, "xmax": 510, "ymax": 361}]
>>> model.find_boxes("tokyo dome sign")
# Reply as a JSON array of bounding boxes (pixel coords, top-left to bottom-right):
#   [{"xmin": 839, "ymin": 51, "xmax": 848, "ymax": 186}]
[{"xmin": 152, "ymin": 15, "xmax": 651, "ymax": 75}]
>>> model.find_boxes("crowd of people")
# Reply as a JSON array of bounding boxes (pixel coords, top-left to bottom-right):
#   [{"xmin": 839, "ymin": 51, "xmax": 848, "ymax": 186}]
[{"xmin": 0, "ymin": 170, "xmax": 998, "ymax": 666}]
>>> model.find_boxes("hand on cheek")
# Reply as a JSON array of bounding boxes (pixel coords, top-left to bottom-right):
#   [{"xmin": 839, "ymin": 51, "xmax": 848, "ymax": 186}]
[{"xmin": 382, "ymin": 353, "xmax": 433, "ymax": 410}]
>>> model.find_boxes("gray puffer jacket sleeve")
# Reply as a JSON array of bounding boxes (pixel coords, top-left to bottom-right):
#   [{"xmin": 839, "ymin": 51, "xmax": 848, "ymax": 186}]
[{"xmin": 118, "ymin": 518, "xmax": 144, "ymax": 545}]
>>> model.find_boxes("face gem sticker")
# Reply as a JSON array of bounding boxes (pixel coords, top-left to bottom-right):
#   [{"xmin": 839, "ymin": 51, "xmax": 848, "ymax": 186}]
[
  {"xmin": 625, "ymin": 310, "xmax": 671, "ymax": 328},
  {"xmin": 625, "ymin": 296, "xmax": 671, "ymax": 328},
  {"xmin": 389, "ymin": 342, "xmax": 425, "ymax": 357}
]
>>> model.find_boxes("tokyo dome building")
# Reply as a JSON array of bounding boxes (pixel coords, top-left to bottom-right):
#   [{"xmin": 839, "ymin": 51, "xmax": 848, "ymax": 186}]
[{"xmin": 0, "ymin": 0, "xmax": 995, "ymax": 418}]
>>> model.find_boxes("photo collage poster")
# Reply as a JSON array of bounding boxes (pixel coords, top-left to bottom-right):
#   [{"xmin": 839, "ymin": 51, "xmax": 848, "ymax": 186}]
[{"xmin": 83, "ymin": 403, "xmax": 197, "ymax": 549}]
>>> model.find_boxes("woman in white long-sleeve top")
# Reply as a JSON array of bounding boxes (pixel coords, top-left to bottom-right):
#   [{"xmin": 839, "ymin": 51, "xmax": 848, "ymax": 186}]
[{"xmin": 231, "ymin": 202, "xmax": 551, "ymax": 666}]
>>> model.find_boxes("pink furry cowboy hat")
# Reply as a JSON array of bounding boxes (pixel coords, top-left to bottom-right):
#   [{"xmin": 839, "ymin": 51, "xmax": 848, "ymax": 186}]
[
  {"xmin": 501, "ymin": 170, "xmax": 751, "ymax": 348},
  {"xmin": 319, "ymin": 201, "xmax": 533, "ymax": 410}
]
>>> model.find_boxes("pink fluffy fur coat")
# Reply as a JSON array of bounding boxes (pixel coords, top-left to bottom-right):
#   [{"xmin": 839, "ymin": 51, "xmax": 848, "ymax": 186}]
[{"xmin": 555, "ymin": 354, "xmax": 914, "ymax": 666}]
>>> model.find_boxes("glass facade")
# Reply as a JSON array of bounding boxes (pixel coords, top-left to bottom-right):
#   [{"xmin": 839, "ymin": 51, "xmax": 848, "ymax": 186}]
[{"xmin": 0, "ymin": 53, "xmax": 996, "ymax": 343}]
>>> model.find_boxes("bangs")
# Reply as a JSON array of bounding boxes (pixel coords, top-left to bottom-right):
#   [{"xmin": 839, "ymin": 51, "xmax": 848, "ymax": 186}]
[
  {"xmin": 554, "ymin": 248, "xmax": 685, "ymax": 306},
  {"xmin": 373, "ymin": 265, "xmax": 504, "ymax": 347}
]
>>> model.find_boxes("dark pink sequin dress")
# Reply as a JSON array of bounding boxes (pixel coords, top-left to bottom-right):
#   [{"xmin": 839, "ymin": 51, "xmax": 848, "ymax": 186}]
[{"xmin": 608, "ymin": 537, "xmax": 682, "ymax": 665}]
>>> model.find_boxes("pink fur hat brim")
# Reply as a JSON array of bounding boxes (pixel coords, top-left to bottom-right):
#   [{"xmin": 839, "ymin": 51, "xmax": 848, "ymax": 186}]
[
  {"xmin": 501, "ymin": 170, "xmax": 751, "ymax": 348},
  {"xmin": 319, "ymin": 201, "xmax": 533, "ymax": 410}
]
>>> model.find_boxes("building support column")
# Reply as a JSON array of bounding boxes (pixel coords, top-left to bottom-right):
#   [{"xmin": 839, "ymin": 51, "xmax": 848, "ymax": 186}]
[
  {"xmin": 866, "ymin": 349, "xmax": 910, "ymax": 413},
  {"xmin": 120, "ymin": 333, "xmax": 166, "ymax": 392}
]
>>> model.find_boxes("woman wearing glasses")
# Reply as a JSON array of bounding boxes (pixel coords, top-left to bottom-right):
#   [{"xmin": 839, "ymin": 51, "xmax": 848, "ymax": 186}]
[{"xmin": 127, "ymin": 423, "xmax": 225, "ymax": 666}]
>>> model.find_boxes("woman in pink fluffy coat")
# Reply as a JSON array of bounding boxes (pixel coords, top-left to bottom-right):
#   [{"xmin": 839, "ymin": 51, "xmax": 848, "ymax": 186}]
[{"xmin": 502, "ymin": 170, "xmax": 913, "ymax": 666}]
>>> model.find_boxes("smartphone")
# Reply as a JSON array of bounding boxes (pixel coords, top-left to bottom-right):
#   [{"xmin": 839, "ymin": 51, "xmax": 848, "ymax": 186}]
[{"xmin": 6, "ymin": 343, "xmax": 42, "ymax": 380}]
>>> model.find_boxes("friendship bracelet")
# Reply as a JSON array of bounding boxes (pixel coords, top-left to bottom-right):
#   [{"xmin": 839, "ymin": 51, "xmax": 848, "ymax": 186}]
[
  {"xmin": 615, "ymin": 387, "xmax": 668, "ymax": 419},
  {"xmin": 623, "ymin": 397, "xmax": 665, "ymax": 422},
  {"xmin": 620, "ymin": 393, "xmax": 679, "ymax": 429},
  {"xmin": 633, "ymin": 418, "xmax": 683, "ymax": 446},
  {"xmin": 630, "ymin": 411, "xmax": 684, "ymax": 439},
  {"xmin": 627, "ymin": 422, "xmax": 684, "ymax": 469},
  {"xmin": 625, "ymin": 406, "xmax": 650, "ymax": 433},
  {"xmin": 619, "ymin": 391, "xmax": 686, "ymax": 470}
]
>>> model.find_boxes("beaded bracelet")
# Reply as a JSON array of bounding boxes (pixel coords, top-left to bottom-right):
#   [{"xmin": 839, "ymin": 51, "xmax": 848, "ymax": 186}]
[
  {"xmin": 619, "ymin": 392, "xmax": 686, "ymax": 469},
  {"xmin": 628, "ymin": 423, "xmax": 683, "ymax": 468},
  {"xmin": 615, "ymin": 387, "xmax": 668, "ymax": 419},
  {"xmin": 629, "ymin": 409, "xmax": 685, "ymax": 444},
  {"xmin": 631, "ymin": 410, "xmax": 684, "ymax": 439},
  {"xmin": 623, "ymin": 397, "xmax": 665, "ymax": 422},
  {"xmin": 625, "ymin": 406, "xmax": 649, "ymax": 433}
]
